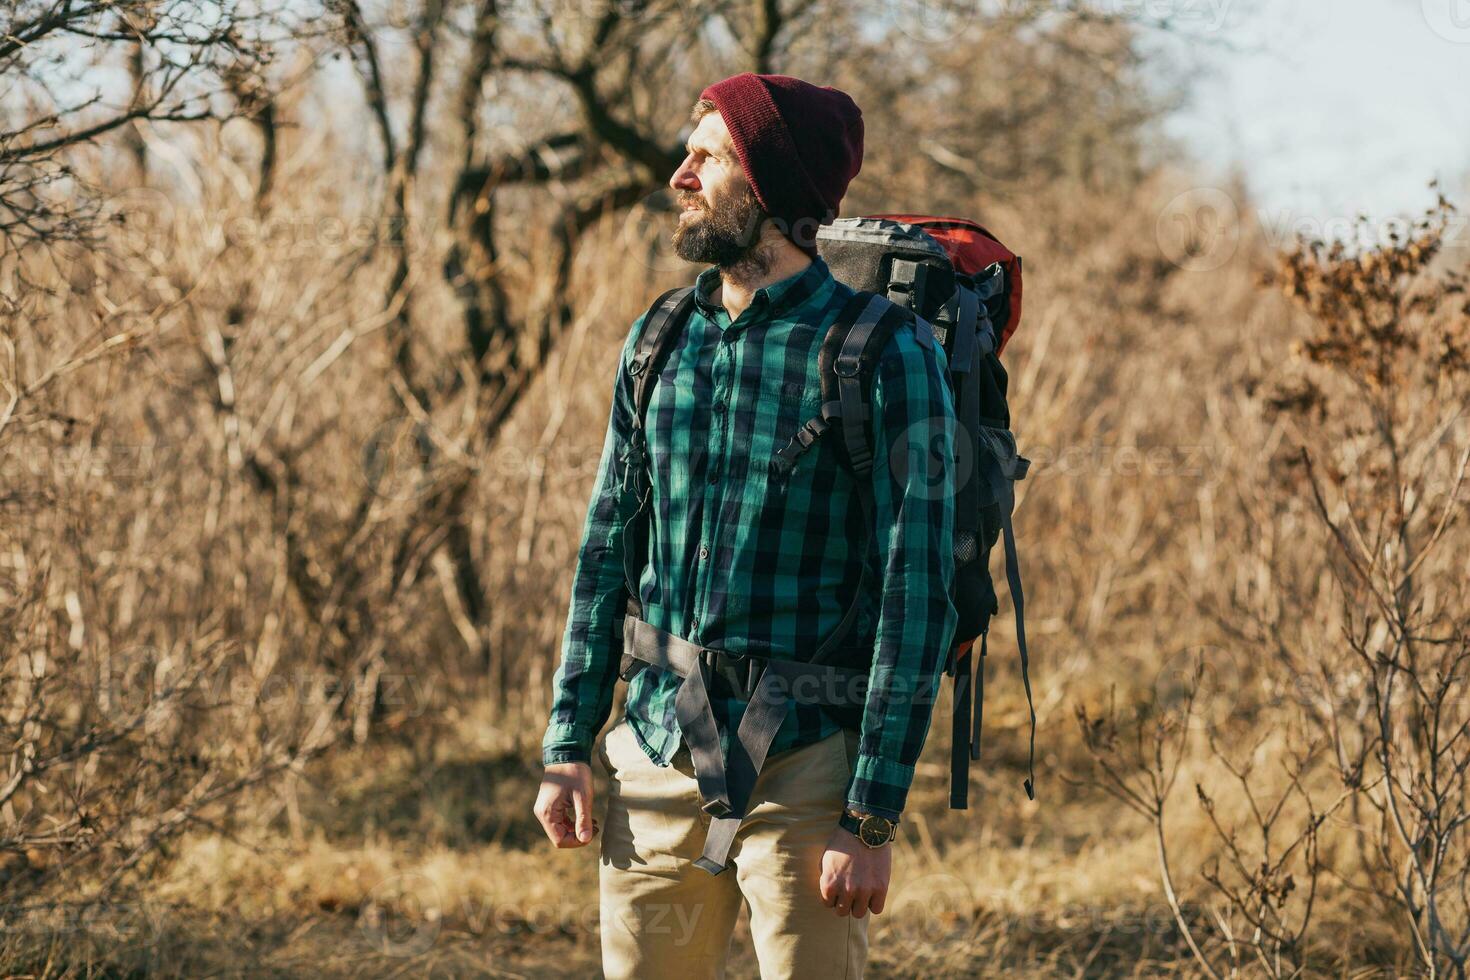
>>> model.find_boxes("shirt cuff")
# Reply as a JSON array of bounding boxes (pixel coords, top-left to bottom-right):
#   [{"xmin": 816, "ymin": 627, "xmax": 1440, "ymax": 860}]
[
  {"xmin": 844, "ymin": 753, "xmax": 913, "ymax": 821},
  {"xmin": 542, "ymin": 723, "xmax": 596, "ymax": 766},
  {"xmin": 844, "ymin": 798, "xmax": 903, "ymax": 822}
]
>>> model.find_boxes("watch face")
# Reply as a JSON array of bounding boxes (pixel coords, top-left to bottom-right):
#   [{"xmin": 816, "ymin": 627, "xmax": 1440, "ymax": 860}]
[{"xmin": 858, "ymin": 815, "xmax": 892, "ymax": 847}]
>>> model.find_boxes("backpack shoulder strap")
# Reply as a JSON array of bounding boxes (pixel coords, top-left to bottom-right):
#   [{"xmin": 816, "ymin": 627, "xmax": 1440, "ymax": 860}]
[
  {"xmin": 618, "ymin": 285, "xmax": 697, "ymax": 632},
  {"xmin": 756, "ymin": 290, "xmax": 917, "ymax": 667},
  {"xmin": 628, "ymin": 285, "xmax": 697, "ymax": 430},
  {"xmin": 770, "ymin": 289, "xmax": 931, "ymax": 483},
  {"xmin": 815, "ymin": 290, "xmax": 919, "ymax": 476}
]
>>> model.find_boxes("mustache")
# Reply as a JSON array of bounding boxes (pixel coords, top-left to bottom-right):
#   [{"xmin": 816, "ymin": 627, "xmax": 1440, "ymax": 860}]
[{"xmin": 677, "ymin": 193, "xmax": 706, "ymax": 211}]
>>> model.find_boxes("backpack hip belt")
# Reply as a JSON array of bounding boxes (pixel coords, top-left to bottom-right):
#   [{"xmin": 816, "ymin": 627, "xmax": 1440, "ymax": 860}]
[{"xmin": 619, "ymin": 614, "xmax": 870, "ymax": 875}]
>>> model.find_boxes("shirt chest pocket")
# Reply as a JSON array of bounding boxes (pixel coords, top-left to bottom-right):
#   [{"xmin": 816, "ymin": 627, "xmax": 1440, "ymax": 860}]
[
  {"xmin": 773, "ymin": 379, "xmax": 813, "ymax": 406},
  {"xmin": 724, "ymin": 379, "xmax": 827, "ymax": 483}
]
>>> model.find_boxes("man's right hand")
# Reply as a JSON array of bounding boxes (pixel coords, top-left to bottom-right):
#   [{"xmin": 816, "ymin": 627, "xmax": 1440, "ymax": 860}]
[{"xmin": 534, "ymin": 762, "xmax": 598, "ymax": 847}]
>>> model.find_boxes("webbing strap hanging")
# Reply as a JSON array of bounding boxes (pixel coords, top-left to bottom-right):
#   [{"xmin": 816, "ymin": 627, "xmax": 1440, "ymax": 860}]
[
  {"xmin": 622, "ymin": 615, "xmax": 871, "ymax": 875},
  {"xmin": 1000, "ymin": 482, "xmax": 1036, "ymax": 800},
  {"xmin": 694, "ymin": 659, "xmax": 817, "ymax": 874},
  {"xmin": 951, "ymin": 423, "xmax": 1035, "ymax": 808},
  {"xmin": 946, "ymin": 629, "xmax": 989, "ymax": 810},
  {"xmin": 624, "ymin": 618, "xmax": 735, "ymax": 819},
  {"xmin": 953, "ymin": 307, "xmax": 983, "ymax": 539},
  {"xmin": 948, "ymin": 640, "xmax": 973, "ymax": 809},
  {"xmin": 676, "ymin": 657, "xmax": 735, "ymax": 818},
  {"xmin": 621, "ymin": 408, "xmax": 884, "ymax": 874},
  {"xmin": 975, "ymin": 631, "xmax": 986, "ymax": 762}
]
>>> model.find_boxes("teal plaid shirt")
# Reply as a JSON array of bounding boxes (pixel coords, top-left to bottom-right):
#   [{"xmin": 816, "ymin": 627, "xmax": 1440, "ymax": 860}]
[{"xmin": 542, "ymin": 257, "xmax": 958, "ymax": 819}]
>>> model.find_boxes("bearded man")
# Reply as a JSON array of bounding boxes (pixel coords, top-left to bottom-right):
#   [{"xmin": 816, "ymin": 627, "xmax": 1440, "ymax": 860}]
[{"xmin": 533, "ymin": 72, "xmax": 958, "ymax": 980}]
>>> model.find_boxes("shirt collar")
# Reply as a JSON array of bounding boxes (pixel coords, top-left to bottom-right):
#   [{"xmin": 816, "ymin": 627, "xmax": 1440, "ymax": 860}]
[{"xmin": 692, "ymin": 257, "xmax": 832, "ymax": 323}]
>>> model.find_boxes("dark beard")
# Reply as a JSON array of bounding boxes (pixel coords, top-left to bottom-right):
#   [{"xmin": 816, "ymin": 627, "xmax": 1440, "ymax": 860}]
[{"xmin": 672, "ymin": 187, "xmax": 772, "ymax": 280}]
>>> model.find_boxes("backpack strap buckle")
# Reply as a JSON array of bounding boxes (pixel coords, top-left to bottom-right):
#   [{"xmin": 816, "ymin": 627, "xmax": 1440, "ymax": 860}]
[
  {"xmin": 795, "ymin": 417, "xmax": 827, "ymax": 448},
  {"xmin": 619, "ymin": 432, "xmax": 648, "ymax": 492},
  {"xmin": 886, "ymin": 259, "xmax": 921, "ymax": 310},
  {"xmin": 703, "ymin": 647, "xmax": 767, "ymax": 703}
]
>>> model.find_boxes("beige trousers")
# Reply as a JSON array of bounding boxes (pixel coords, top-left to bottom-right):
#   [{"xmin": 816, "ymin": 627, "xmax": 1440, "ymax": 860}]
[{"xmin": 595, "ymin": 717, "xmax": 870, "ymax": 980}]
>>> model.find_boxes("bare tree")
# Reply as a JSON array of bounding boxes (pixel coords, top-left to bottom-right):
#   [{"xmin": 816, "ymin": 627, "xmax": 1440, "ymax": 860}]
[
  {"xmin": 0, "ymin": 0, "xmax": 317, "ymax": 251},
  {"xmin": 1260, "ymin": 195, "xmax": 1470, "ymax": 976}
]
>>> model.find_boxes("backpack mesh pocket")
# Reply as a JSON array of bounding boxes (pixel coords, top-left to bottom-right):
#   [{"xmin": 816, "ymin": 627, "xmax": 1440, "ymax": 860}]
[{"xmin": 954, "ymin": 530, "xmax": 978, "ymax": 566}]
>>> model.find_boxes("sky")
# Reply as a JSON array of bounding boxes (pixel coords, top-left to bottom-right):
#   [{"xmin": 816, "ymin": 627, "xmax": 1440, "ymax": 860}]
[{"xmin": 1159, "ymin": 0, "xmax": 1470, "ymax": 229}]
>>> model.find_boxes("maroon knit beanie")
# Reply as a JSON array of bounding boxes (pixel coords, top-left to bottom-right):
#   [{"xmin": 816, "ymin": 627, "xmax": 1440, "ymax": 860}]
[{"xmin": 698, "ymin": 72, "xmax": 864, "ymax": 257}]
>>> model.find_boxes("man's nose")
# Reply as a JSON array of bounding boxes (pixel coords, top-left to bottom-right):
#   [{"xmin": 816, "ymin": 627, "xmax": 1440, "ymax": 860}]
[{"xmin": 669, "ymin": 156, "xmax": 700, "ymax": 192}]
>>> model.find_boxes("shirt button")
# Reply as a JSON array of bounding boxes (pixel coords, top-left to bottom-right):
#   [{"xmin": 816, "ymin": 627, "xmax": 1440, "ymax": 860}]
[
  {"xmin": 699, "ymin": 545, "xmax": 709, "ymax": 560},
  {"xmin": 713, "ymin": 402, "xmax": 726, "ymax": 414}
]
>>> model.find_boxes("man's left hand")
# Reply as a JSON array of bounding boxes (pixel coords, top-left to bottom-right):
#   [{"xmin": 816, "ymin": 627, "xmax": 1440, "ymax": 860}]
[{"xmin": 819, "ymin": 826, "xmax": 891, "ymax": 918}]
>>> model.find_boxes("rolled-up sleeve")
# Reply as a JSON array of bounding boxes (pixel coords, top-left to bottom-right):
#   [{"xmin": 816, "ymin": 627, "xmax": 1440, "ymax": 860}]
[
  {"xmin": 541, "ymin": 318, "xmax": 645, "ymax": 766},
  {"xmin": 844, "ymin": 320, "xmax": 959, "ymax": 818}
]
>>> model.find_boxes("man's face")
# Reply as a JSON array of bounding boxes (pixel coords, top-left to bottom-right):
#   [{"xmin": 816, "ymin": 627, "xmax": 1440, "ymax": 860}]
[{"xmin": 668, "ymin": 111, "xmax": 767, "ymax": 268}]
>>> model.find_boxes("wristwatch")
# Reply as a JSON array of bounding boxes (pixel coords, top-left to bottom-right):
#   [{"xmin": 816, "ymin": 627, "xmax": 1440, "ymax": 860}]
[{"xmin": 838, "ymin": 807, "xmax": 899, "ymax": 848}]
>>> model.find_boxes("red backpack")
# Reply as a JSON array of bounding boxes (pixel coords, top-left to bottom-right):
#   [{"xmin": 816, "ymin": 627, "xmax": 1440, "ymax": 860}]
[{"xmin": 811, "ymin": 214, "xmax": 1034, "ymax": 808}]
